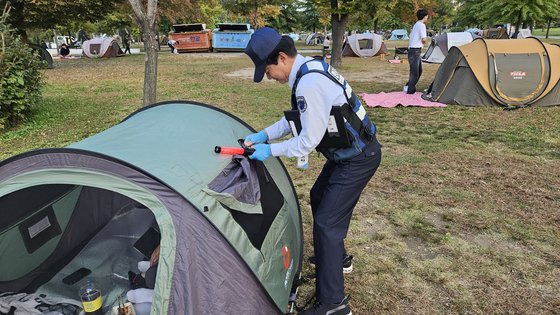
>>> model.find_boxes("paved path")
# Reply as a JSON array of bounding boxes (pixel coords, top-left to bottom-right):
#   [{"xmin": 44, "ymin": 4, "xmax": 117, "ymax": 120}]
[{"xmin": 534, "ymin": 35, "xmax": 560, "ymax": 39}]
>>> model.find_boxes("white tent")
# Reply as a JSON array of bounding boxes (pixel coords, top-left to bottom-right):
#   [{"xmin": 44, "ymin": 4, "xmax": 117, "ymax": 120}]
[
  {"xmin": 514, "ymin": 29, "xmax": 532, "ymax": 38},
  {"xmin": 422, "ymin": 32, "xmax": 477, "ymax": 64},
  {"xmin": 305, "ymin": 33, "xmax": 324, "ymax": 45},
  {"xmin": 82, "ymin": 37, "xmax": 123, "ymax": 58},
  {"xmin": 342, "ymin": 33, "xmax": 387, "ymax": 57},
  {"xmin": 388, "ymin": 29, "xmax": 409, "ymax": 40}
]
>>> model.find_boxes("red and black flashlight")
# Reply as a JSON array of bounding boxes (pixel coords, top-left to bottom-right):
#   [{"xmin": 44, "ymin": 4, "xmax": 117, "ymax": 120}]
[{"xmin": 214, "ymin": 139, "xmax": 255, "ymax": 157}]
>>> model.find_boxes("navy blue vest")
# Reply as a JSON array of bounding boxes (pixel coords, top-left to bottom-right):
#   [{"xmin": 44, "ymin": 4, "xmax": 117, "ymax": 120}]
[{"xmin": 291, "ymin": 58, "xmax": 377, "ymax": 161}]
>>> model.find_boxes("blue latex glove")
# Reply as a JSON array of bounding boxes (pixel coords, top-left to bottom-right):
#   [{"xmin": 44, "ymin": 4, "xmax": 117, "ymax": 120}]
[
  {"xmin": 244, "ymin": 130, "xmax": 268, "ymax": 146},
  {"xmin": 249, "ymin": 144, "xmax": 272, "ymax": 161}
]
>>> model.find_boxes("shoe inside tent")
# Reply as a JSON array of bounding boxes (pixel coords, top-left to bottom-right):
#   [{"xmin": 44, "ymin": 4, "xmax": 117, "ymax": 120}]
[
  {"xmin": 0, "ymin": 101, "xmax": 303, "ymax": 314},
  {"xmin": 423, "ymin": 37, "xmax": 560, "ymax": 107},
  {"xmin": 342, "ymin": 33, "xmax": 388, "ymax": 57}
]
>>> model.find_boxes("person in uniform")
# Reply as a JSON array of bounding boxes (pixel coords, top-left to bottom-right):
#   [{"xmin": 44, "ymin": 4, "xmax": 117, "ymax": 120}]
[{"xmin": 243, "ymin": 27, "xmax": 382, "ymax": 315}]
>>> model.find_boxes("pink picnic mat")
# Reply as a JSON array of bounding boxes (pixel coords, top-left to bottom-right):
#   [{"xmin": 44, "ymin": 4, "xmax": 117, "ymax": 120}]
[{"xmin": 359, "ymin": 91, "xmax": 447, "ymax": 108}]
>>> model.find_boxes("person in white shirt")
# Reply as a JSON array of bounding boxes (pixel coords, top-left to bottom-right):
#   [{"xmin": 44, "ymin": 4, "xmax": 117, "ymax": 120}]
[
  {"xmin": 167, "ymin": 39, "xmax": 178, "ymax": 54},
  {"xmin": 243, "ymin": 27, "xmax": 381, "ymax": 315},
  {"xmin": 405, "ymin": 8, "xmax": 429, "ymax": 94}
]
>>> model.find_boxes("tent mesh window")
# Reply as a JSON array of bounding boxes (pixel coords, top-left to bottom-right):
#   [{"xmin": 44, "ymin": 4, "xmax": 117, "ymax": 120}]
[
  {"xmin": 89, "ymin": 44, "xmax": 101, "ymax": 55},
  {"xmin": 358, "ymin": 39, "xmax": 373, "ymax": 49},
  {"xmin": 0, "ymin": 184, "xmax": 74, "ymax": 233}
]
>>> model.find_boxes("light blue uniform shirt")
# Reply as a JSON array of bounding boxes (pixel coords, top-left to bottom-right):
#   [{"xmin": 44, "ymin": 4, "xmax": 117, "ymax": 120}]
[{"xmin": 264, "ymin": 55, "xmax": 348, "ymax": 158}]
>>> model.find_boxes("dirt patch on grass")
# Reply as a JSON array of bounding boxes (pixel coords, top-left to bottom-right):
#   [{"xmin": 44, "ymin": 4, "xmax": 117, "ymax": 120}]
[
  {"xmin": 224, "ymin": 63, "xmax": 437, "ymax": 83},
  {"xmin": 224, "ymin": 68, "xmax": 276, "ymax": 83}
]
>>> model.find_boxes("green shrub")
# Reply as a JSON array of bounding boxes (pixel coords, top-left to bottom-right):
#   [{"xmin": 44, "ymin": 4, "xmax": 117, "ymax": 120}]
[{"xmin": 0, "ymin": 10, "xmax": 43, "ymax": 130}]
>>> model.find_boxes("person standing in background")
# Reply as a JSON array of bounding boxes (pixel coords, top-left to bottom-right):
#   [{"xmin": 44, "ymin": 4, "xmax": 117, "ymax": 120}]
[
  {"xmin": 322, "ymin": 35, "xmax": 331, "ymax": 58},
  {"xmin": 405, "ymin": 8, "xmax": 429, "ymax": 94},
  {"xmin": 123, "ymin": 32, "xmax": 132, "ymax": 54}
]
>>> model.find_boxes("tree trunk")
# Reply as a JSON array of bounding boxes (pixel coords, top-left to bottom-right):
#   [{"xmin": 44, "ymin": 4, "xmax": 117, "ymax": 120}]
[
  {"xmin": 546, "ymin": 18, "xmax": 552, "ymax": 39},
  {"xmin": 330, "ymin": 12, "xmax": 348, "ymax": 68},
  {"xmin": 374, "ymin": 18, "xmax": 378, "ymax": 33},
  {"xmin": 128, "ymin": 0, "xmax": 158, "ymax": 106},
  {"xmin": 512, "ymin": 10, "xmax": 522, "ymax": 39},
  {"xmin": 142, "ymin": 25, "xmax": 158, "ymax": 106}
]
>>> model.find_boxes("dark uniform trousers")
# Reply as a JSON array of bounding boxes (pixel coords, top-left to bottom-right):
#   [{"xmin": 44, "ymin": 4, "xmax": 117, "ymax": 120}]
[{"xmin": 310, "ymin": 139, "xmax": 382, "ymax": 304}]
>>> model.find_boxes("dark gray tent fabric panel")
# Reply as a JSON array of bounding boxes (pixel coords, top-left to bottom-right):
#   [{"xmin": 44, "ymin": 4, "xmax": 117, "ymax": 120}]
[
  {"xmin": 427, "ymin": 46, "xmax": 463, "ymax": 94},
  {"xmin": 535, "ymin": 81, "xmax": 560, "ymax": 106},
  {"xmin": 0, "ymin": 151, "xmax": 280, "ymax": 314},
  {"xmin": 423, "ymin": 48, "xmax": 500, "ymax": 106},
  {"xmin": 435, "ymin": 67, "xmax": 500, "ymax": 106}
]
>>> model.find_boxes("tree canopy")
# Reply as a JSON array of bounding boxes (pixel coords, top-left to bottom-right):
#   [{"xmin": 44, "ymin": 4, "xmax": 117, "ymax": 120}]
[
  {"xmin": 3, "ymin": 0, "xmax": 559, "ymax": 45},
  {"xmin": 0, "ymin": 0, "xmax": 122, "ymax": 40}
]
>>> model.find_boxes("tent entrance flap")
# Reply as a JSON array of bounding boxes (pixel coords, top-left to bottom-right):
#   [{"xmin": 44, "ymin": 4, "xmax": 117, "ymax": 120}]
[
  {"xmin": 203, "ymin": 156, "xmax": 263, "ymax": 214},
  {"xmin": 490, "ymin": 52, "xmax": 547, "ymax": 104},
  {"xmin": 205, "ymin": 157, "xmax": 285, "ymax": 250}
]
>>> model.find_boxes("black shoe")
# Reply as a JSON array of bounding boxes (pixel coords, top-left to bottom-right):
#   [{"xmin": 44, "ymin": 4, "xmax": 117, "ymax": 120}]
[
  {"xmin": 300, "ymin": 297, "xmax": 352, "ymax": 315},
  {"xmin": 308, "ymin": 254, "xmax": 353, "ymax": 274},
  {"xmin": 128, "ymin": 271, "xmax": 147, "ymax": 289}
]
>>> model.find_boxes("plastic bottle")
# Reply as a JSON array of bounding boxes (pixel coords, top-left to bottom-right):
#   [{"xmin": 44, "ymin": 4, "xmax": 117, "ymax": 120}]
[{"xmin": 79, "ymin": 279, "xmax": 103, "ymax": 315}]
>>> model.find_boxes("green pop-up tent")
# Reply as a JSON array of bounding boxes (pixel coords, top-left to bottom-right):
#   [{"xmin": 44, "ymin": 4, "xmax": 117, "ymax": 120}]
[{"xmin": 0, "ymin": 101, "xmax": 303, "ymax": 314}]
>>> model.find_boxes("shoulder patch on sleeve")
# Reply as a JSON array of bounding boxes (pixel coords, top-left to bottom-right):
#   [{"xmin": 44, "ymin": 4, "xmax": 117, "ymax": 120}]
[{"xmin": 296, "ymin": 96, "xmax": 307, "ymax": 113}]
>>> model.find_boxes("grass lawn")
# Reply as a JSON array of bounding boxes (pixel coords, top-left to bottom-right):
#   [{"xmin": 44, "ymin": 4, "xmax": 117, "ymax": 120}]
[
  {"xmin": 532, "ymin": 27, "xmax": 560, "ymax": 37},
  {"xmin": 1, "ymin": 50, "xmax": 559, "ymax": 314}
]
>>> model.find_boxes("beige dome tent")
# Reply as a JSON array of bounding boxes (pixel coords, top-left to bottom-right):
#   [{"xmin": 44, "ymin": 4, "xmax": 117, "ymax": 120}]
[
  {"xmin": 342, "ymin": 33, "xmax": 388, "ymax": 57},
  {"xmin": 423, "ymin": 37, "xmax": 560, "ymax": 107},
  {"xmin": 82, "ymin": 38, "xmax": 124, "ymax": 58},
  {"xmin": 422, "ymin": 32, "xmax": 479, "ymax": 63}
]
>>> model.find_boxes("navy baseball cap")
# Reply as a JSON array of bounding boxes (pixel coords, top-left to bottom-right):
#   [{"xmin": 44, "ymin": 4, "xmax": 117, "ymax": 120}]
[{"xmin": 244, "ymin": 27, "xmax": 282, "ymax": 82}]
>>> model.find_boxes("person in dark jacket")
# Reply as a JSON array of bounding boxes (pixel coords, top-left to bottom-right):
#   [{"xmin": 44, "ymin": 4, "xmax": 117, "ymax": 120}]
[
  {"xmin": 59, "ymin": 44, "xmax": 70, "ymax": 58},
  {"xmin": 123, "ymin": 33, "xmax": 132, "ymax": 54}
]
